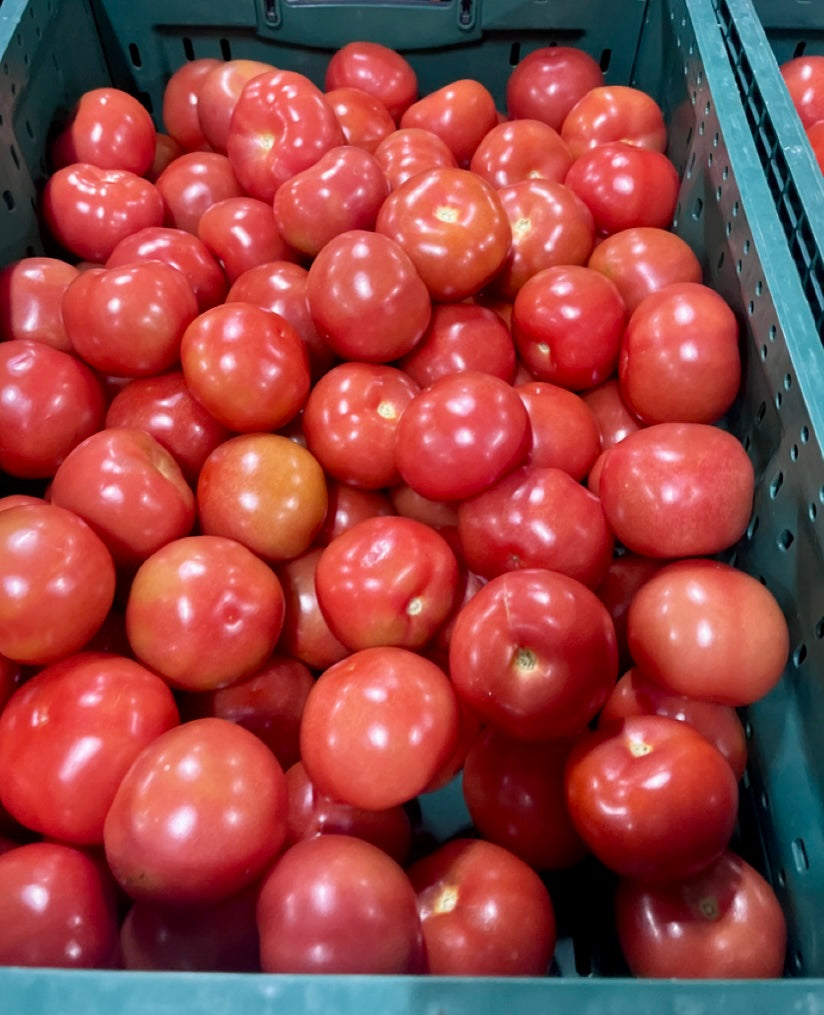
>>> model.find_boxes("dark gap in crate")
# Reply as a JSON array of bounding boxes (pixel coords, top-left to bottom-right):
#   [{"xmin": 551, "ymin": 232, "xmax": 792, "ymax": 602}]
[
  {"xmin": 778, "ymin": 528, "xmax": 795, "ymax": 552},
  {"xmin": 792, "ymin": 837, "xmax": 809, "ymax": 872},
  {"xmin": 220, "ymin": 37, "xmax": 232, "ymax": 60},
  {"xmin": 138, "ymin": 91, "xmax": 153, "ymax": 115},
  {"xmin": 599, "ymin": 47, "xmax": 611, "ymax": 72},
  {"xmin": 183, "ymin": 36, "xmax": 195, "ymax": 60},
  {"xmin": 790, "ymin": 443, "xmax": 799, "ymax": 461},
  {"xmin": 2, "ymin": 190, "xmax": 14, "ymax": 211},
  {"xmin": 770, "ymin": 472, "xmax": 783, "ymax": 500},
  {"xmin": 793, "ymin": 40, "xmax": 807, "ymax": 58},
  {"xmin": 129, "ymin": 42, "xmax": 142, "ymax": 68},
  {"xmin": 793, "ymin": 642, "xmax": 807, "ymax": 667},
  {"xmin": 508, "ymin": 41, "xmax": 520, "ymax": 65},
  {"xmin": 263, "ymin": 0, "xmax": 280, "ymax": 26},
  {"xmin": 458, "ymin": 0, "xmax": 474, "ymax": 28},
  {"xmin": 9, "ymin": 144, "xmax": 19, "ymax": 169}
]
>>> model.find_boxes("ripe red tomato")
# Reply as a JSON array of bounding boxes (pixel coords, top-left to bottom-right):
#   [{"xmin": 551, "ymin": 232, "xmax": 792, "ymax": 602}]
[
  {"xmin": 196, "ymin": 59, "xmax": 275, "ymax": 153},
  {"xmin": 780, "ymin": 55, "xmax": 824, "ymax": 128},
  {"xmin": 324, "ymin": 41, "xmax": 418, "ymax": 122},
  {"xmin": 0, "ymin": 503, "xmax": 115, "ymax": 665},
  {"xmin": 148, "ymin": 133, "xmax": 184, "ymax": 181},
  {"xmin": 315, "ymin": 481, "xmax": 395, "ymax": 545},
  {"xmin": 615, "ymin": 850, "xmax": 786, "ymax": 977},
  {"xmin": 561, "ymin": 84, "xmax": 668, "ymax": 158},
  {"xmin": 104, "ymin": 717, "xmax": 288, "ymax": 905},
  {"xmin": 275, "ymin": 548, "xmax": 351, "ymax": 672},
  {"xmin": 300, "ymin": 646, "xmax": 459, "ymax": 810},
  {"xmin": 0, "ymin": 651, "xmax": 179, "ymax": 844},
  {"xmin": 197, "ymin": 196, "xmax": 297, "ymax": 282},
  {"xmin": 325, "ymin": 86, "xmax": 397, "ymax": 153},
  {"xmin": 0, "ymin": 256, "xmax": 79, "ymax": 350},
  {"xmin": 400, "ymin": 78, "xmax": 498, "ymax": 166},
  {"xmin": 470, "ymin": 118, "xmax": 573, "ymax": 188},
  {"xmin": 806, "ymin": 120, "xmax": 824, "ymax": 172},
  {"xmin": 155, "ymin": 151, "xmax": 244, "ymax": 235},
  {"xmin": 506, "ymin": 46, "xmax": 605, "ymax": 129},
  {"xmin": 581, "ymin": 377, "xmax": 645, "ymax": 450},
  {"xmin": 257, "ymin": 834, "xmax": 423, "ymax": 974},
  {"xmin": 565, "ymin": 715, "xmax": 739, "ymax": 881},
  {"xmin": 51, "ymin": 87, "xmax": 156, "ymax": 176},
  {"xmin": 125, "ymin": 534, "xmax": 285, "ymax": 692},
  {"xmin": 595, "ymin": 551, "xmax": 664, "ymax": 671},
  {"xmin": 373, "ymin": 126, "xmax": 458, "ymax": 189},
  {"xmin": 408, "ymin": 837, "xmax": 557, "ymax": 975},
  {"xmin": 516, "ymin": 380, "xmax": 601, "ymax": 480},
  {"xmin": 449, "ymin": 568, "xmax": 618, "ymax": 740},
  {"xmin": 162, "ymin": 58, "xmax": 221, "ymax": 152}
]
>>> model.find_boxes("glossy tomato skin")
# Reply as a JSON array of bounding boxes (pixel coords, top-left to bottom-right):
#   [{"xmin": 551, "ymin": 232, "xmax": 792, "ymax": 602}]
[
  {"xmin": 148, "ymin": 133, "xmax": 184, "ymax": 181},
  {"xmin": 0, "ymin": 256, "xmax": 79, "ymax": 350},
  {"xmin": 104, "ymin": 717, "xmax": 288, "ymax": 905},
  {"xmin": 0, "ymin": 339, "xmax": 105, "ymax": 479},
  {"xmin": 560, "ymin": 85, "xmax": 668, "ymax": 159},
  {"xmin": 449, "ymin": 568, "xmax": 618, "ymax": 741},
  {"xmin": 325, "ymin": 86, "xmax": 397, "ymax": 152},
  {"xmin": 155, "ymin": 151, "xmax": 244, "ymax": 235},
  {"xmin": 375, "ymin": 166, "xmax": 511, "ymax": 301},
  {"xmin": 324, "ymin": 42, "xmax": 418, "ymax": 122},
  {"xmin": 595, "ymin": 551, "xmax": 664, "ymax": 671},
  {"xmin": 516, "ymin": 381, "xmax": 601, "ymax": 480},
  {"xmin": 597, "ymin": 422, "xmax": 755, "ymax": 558},
  {"xmin": 125, "ymin": 535, "xmax": 285, "ymax": 691},
  {"xmin": 373, "ymin": 127, "xmax": 458, "ymax": 189},
  {"xmin": 0, "ymin": 651, "xmax": 179, "ymax": 844},
  {"xmin": 581, "ymin": 377, "xmax": 645, "ymax": 450},
  {"xmin": 470, "ymin": 118, "xmax": 573, "ymax": 188},
  {"xmin": 275, "ymin": 548, "xmax": 351, "ymax": 672},
  {"xmin": 780, "ymin": 55, "xmax": 824, "ymax": 128},
  {"xmin": 506, "ymin": 46, "xmax": 605, "ymax": 129},
  {"xmin": 196, "ymin": 59, "xmax": 275, "ymax": 153},
  {"xmin": 300, "ymin": 646, "xmax": 459, "ymax": 810},
  {"xmin": 197, "ymin": 196, "xmax": 297, "ymax": 282},
  {"xmin": 0, "ymin": 503, "xmax": 115, "ymax": 666},
  {"xmin": 626, "ymin": 558, "xmax": 790, "ymax": 707},
  {"xmin": 399, "ymin": 78, "xmax": 498, "ymax": 166},
  {"xmin": 257, "ymin": 834, "xmax": 423, "ymax": 974},
  {"xmin": 314, "ymin": 481, "xmax": 395, "ymax": 546},
  {"xmin": 0, "ymin": 842, "xmax": 119, "ymax": 968},
  {"xmin": 565, "ymin": 715, "xmax": 739, "ymax": 881},
  {"xmin": 51, "ymin": 87, "xmax": 156, "ymax": 176},
  {"xmin": 162, "ymin": 58, "xmax": 221, "ymax": 152},
  {"xmin": 409, "ymin": 837, "xmax": 557, "ymax": 976}
]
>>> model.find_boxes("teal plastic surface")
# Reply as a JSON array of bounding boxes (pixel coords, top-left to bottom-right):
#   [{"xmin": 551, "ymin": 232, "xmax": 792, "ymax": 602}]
[{"xmin": 3, "ymin": 0, "xmax": 824, "ymax": 1007}]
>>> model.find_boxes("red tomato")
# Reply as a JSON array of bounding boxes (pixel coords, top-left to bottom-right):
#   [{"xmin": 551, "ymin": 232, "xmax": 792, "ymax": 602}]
[
  {"xmin": 148, "ymin": 133, "xmax": 184, "ymax": 181},
  {"xmin": 512, "ymin": 265, "xmax": 627, "ymax": 390},
  {"xmin": 806, "ymin": 120, "xmax": 824, "ymax": 172},
  {"xmin": 565, "ymin": 142, "xmax": 680, "ymax": 235},
  {"xmin": 615, "ymin": 849, "xmax": 786, "ymax": 977},
  {"xmin": 196, "ymin": 433, "xmax": 328, "ymax": 563},
  {"xmin": 104, "ymin": 717, "xmax": 288, "ymax": 904},
  {"xmin": 394, "ymin": 370, "xmax": 530, "ymax": 502},
  {"xmin": 408, "ymin": 837, "xmax": 557, "ymax": 975},
  {"xmin": 155, "ymin": 151, "xmax": 244, "ymax": 235},
  {"xmin": 51, "ymin": 87, "xmax": 156, "ymax": 176},
  {"xmin": 274, "ymin": 145, "xmax": 389, "ymax": 258},
  {"xmin": 597, "ymin": 422, "xmax": 755, "ymax": 557},
  {"xmin": 197, "ymin": 196, "xmax": 296, "ymax": 282},
  {"xmin": 324, "ymin": 42, "xmax": 418, "ymax": 122},
  {"xmin": 196, "ymin": 59, "xmax": 275, "ymax": 153},
  {"xmin": 0, "ymin": 503, "xmax": 115, "ymax": 665},
  {"xmin": 470, "ymin": 119, "xmax": 573, "ymax": 188},
  {"xmin": 462, "ymin": 729, "xmax": 588, "ymax": 870},
  {"xmin": 275, "ymin": 548, "xmax": 351, "ymax": 672},
  {"xmin": 180, "ymin": 302, "xmax": 310, "ymax": 432},
  {"xmin": 619, "ymin": 281, "xmax": 741, "ymax": 424},
  {"xmin": 595, "ymin": 551, "xmax": 664, "ymax": 671},
  {"xmin": 42, "ymin": 163, "xmax": 164, "ymax": 262},
  {"xmin": 325, "ymin": 86, "xmax": 397, "ymax": 152},
  {"xmin": 0, "ymin": 339, "xmax": 105, "ymax": 478},
  {"xmin": 0, "ymin": 651, "xmax": 179, "ymax": 844},
  {"xmin": 300, "ymin": 646, "xmax": 459, "ymax": 810},
  {"xmin": 780, "ymin": 55, "xmax": 824, "ymax": 128},
  {"xmin": 599, "ymin": 668, "xmax": 748, "ymax": 780},
  {"xmin": 162, "ymin": 58, "xmax": 221, "ymax": 152},
  {"xmin": 314, "ymin": 481, "xmax": 395, "ymax": 545},
  {"xmin": 315, "ymin": 515, "xmax": 458, "ymax": 651},
  {"xmin": 515, "ymin": 380, "xmax": 600, "ymax": 479},
  {"xmin": 62, "ymin": 260, "xmax": 198, "ymax": 377},
  {"xmin": 125, "ymin": 535, "xmax": 285, "ymax": 691},
  {"xmin": 373, "ymin": 126, "xmax": 458, "ymax": 189},
  {"xmin": 506, "ymin": 46, "xmax": 605, "ymax": 130},
  {"xmin": 400, "ymin": 78, "xmax": 497, "ymax": 167},
  {"xmin": 257, "ymin": 834, "xmax": 423, "ymax": 973},
  {"xmin": 449, "ymin": 568, "xmax": 618, "ymax": 740},
  {"xmin": 627, "ymin": 558, "xmax": 789, "ymax": 706},
  {"xmin": 302, "ymin": 361, "xmax": 419, "ymax": 489},
  {"xmin": 376, "ymin": 167, "xmax": 511, "ymax": 301},
  {"xmin": 561, "ymin": 85, "xmax": 668, "ymax": 159},
  {"xmin": 226, "ymin": 69, "xmax": 344, "ymax": 201},
  {"xmin": 306, "ymin": 229, "xmax": 431, "ymax": 362},
  {"xmin": 0, "ymin": 256, "xmax": 79, "ymax": 351},
  {"xmin": 565, "ymin": 715, "xmax": 739, "ymax": 881},
  {"xmin": 0, "ymin": 842, "xmax": 118, "ymax": 968},
  {"xmin": 581, "ymin": 377, "xmax": 645, "ymax": 450}
]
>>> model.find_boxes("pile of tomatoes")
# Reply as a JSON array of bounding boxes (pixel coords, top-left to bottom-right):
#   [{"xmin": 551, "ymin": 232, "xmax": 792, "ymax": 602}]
[
  {"xmin": 780, "ymin": 52, "xmax": 824, "ymax": 173},
  {"xmin": 0, "ymin": 40, "xmax": 791, "ymax": 978}
]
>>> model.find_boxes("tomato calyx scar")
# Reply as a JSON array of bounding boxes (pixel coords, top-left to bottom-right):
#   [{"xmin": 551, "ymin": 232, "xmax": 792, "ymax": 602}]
[
  {"xmin": 627, "ymin": 735, "xmax": 653, "ymax": 757},
  {"xmin": 434, "ymin": 205, "xmax": 460, "ymax": 224}
]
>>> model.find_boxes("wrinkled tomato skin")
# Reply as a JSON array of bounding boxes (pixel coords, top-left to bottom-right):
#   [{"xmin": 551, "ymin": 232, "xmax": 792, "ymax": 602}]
[
  {"xmin": 324, "ymin": 42, "xmax": 418, "ymax": 122},
  {"xmin": 506, "ymin": 46, "xmax": 605, "ymax": 130},
  {"xmin": 0, "ymin": 256, "xmax": 79, "ymax": 351}
]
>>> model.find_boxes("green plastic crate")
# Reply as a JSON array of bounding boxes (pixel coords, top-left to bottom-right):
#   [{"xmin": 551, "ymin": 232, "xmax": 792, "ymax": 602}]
[{"xmin": 3, "ymin": 0, "xmax": 824, "ymax": 1009}]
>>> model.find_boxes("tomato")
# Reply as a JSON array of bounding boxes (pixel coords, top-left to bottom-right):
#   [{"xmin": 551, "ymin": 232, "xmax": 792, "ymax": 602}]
[
  {"xmin": 42, "ymin": 163, "xmax": 164, "ymax": 262},
  {"xmin": 619, "ymin": 281, "xmax": 741, "ymax": 424},
  {"xmin": 462, "ymin": 728, "xmax": 588, "ymax": 871},
  {"xmin": 306, "ymin": 229, "xmax": 431, "ymax": 362},
  {"xmin": 806, "ymin": 120, "xmax": 824, "ymax": 172},
  {"xmin": 373, "ymin": 127, "xmax": 458, "ymax": 189},
  {"xmin": 408, "ymin": 837, "xmax": 556, "ymax": 975},
  {"xmin": 155, "ymin": 151, "xmax": 244, "ymax": 235},
  {"xmin": 274, "ymin": 145, "xmax": 389, "ymax": 258},
  {"xmin": 0, "ymin": 651, "xmax": 179, "ymax": 844},
  {"xmin": 226, "ymin": 69, "xmax": 344, "ymax": 202},
  {"xmin": 595, "ymin": 551, "xmax": 664, "ymax": 671},
  {"xmin": 162, "ymin": 58, "xmax": 221, "ymax": 152},
  {"xmin": 197, "ymin": 196, "xmax": 297, "ymax": 282},
  {"xmin": 315, "ymin": 515, "xmax": 458, "ymax": 651},
  {"xmin": 196, "ymin": 433, "xmax": 328, "ymax": 563},
  {"xmin": 257, "ymin": 834, "xmax": 423, "ymax": 973},
  {"xmin": 105, "ymin": 371, "xmax": 231, "ymax": 486},
  {"xmin": 104, "ymin": 717, "xmax": 288, "ymax": 904},
  {"xmin": 300, "ymin": 646, "xmax": 459, "ymax": 810},
  {"xmin": 560, "ymin": 85, "xmax": 668, "ymax": 159},
  {"xmin": 506, "ymin": 46, "xmax": 605, "ymax": 130},
  {"xmin": 302, "ymin": 361, "xmax": 419, "ymax": 489},
  {"xmin": 62, "ymin": 260, "xmax": 198, "ymax": 377},
  {"xmin": 581, "ymin": 377, "xmax": 645, "ymax": 450},
  {"xmin": 780, "ymin": 55, "xmax": 824, "ymax": 128},
  {"xmin": 399, "ymin": 301, "xmax": 516, "ymax": 386},
  {"xmin": 395, "ymin": 370, "xmax": 530, "ymax": 502},
  {"xmin": 51, "ymin": 87, "xmax": 156, "ymax": 176},
  {"xmin": 0, "ymin": 842, "xmax": 118, "ymax": 968},
  {"xmin": 314, "ymin": 480, "xmax": 395, "ymax": 545},
  {"xmin": 324, "ymin": 41, "xmax": 418, "ymax": 122},
  {"xmin": 0, "ymin": 340, "xmax": 105, "ymax": 479},
  {"xmin": 516, "ymin": 381, "xmax": 601, "ymax": 480},
  {"xmin": 376, "ymin": 167, "xmax": 511, "ymax": 301},
  {"xmin": 125, "ymin": 535, "xmax": 285, "ymax": 692},
  {"xmin": 196, "ymin": 59, "xmax": 275, "ymax": 153},
  {"xmin": 469, "ymin": 119, "xmax": 573, "ymax": 188},
  {"xmin": 565, "ymin": 715, "xmax": 739, "ymax": 881},
  {"xmin": 400, "ymin": 79, "xmax": 497, "ymax": 167},
  {"xmin": 180, "ymin": 302, "xmax": 310, "ymax": 432},
  {"xmin": 0, "ymin": 256, "xmax": 79, "ymax": 351},
  {"xmin": 0, "ymin": 503, "xmax": 115, "ymax": 665},
  {"xmin": 275, "ymin": 548, "xmax": 351, "ymax": 672},
  {"xmin": 325, "ymin": 86, "xmax": 397, "ymax": 153},
  {"xmin": 597, "ymin": 422, "xmax": 755, "ymax": 557},
  {"xmin": 587, "ymin": 226, "xmax": 703, "ymax": 314},
  {"xmin": 148, "ymin": 133, "xmax": 184, "ymax": 182},
  {"xmin": 449, "ymin": 568, "xmax": 618, "ymax": 740},
  {"xmin": 615, "ymin": 849, "xmax": 786, "ymax": 977},
  {"xmin": 512, "ymin": 265, "xmax": 627, "ymax": 390},
  {"xmin": 565, "ymin": 142, "xmax": 680, "ymax": 235}
]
